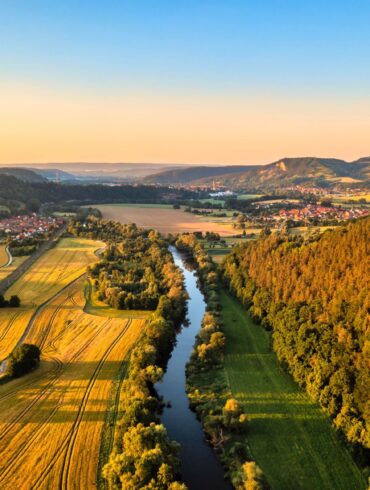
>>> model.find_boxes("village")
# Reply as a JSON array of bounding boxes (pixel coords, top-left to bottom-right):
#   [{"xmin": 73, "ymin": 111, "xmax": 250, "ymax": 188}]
[{"xmin": 0, "ymin": 214, "xmax": 65, "ymax": 240}]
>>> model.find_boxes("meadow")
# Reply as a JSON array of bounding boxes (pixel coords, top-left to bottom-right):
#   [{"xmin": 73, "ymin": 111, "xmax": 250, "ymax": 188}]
[
  {"xmin": 0, "ymin": 239, "xmax": 145, "ymax": 489},
  {"xmin": 93, "ymin": 203, "xmax": 236, "ymax": 236},
  {"xmin": 220, "ymin": 291, "xmax": 366, "ymax": 490}
]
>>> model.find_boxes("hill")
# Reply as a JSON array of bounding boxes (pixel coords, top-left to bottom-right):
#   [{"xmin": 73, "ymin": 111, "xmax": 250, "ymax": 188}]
[
  {"xmin": 144, "ymin": 165, "xmax": 257, "ymax": 184},
  {"xmin": 144, "ymin": 157, "xmax": 370, "ymax": 190},
  {"xmin": 0, "ymin": 167, "xmax": 46, "ymax": 183}
]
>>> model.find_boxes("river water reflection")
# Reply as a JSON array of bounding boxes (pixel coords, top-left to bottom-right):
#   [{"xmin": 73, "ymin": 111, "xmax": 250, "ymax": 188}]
[{"xmin": 155, "ymin": 248, "xmax": 231, "ymax": 490}]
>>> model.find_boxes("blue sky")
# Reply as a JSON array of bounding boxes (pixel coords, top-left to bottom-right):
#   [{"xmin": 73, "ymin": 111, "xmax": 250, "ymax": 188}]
[
  {"xmin": 1, "ymin": 1, "xmax": 369, "ymax": 95},
  {"xmin": 0, "ymin": 1, "xmax": 369, "ymax": 163}
]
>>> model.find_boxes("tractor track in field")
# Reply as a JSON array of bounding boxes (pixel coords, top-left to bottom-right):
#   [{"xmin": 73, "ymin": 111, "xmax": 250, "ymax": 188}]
[
  {"xmin": 0, "ymin": 403, "xmax": 62, "ymax": 484},
  {"xmin": 30, "ymin": 319, "xmax": 132, "ymax": 490},
  {"xmin": 0, "ymin": 318, "xmax": 112, "ymax": 446},
  {"xmin": 0, "ymin": 298, "xmax": 86, "ymax": 403},
  {"xmin": 0, "ymin": 310, "xmax": 22, "ymax": 343},
  {"xmin": 0, "ymin": 273, "xmax": 86, "ymax": 376},
  {"xmin": 59, "ymin": 319, "xmax": 132, "ymax": 490},
  {"xmin": 0, "ymin": 353, "xmax": 63, "ymax": 444}
]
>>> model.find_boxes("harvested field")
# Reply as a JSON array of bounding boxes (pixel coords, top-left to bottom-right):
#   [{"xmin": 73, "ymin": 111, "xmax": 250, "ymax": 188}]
[
  {"xmin": 6, "ymin": 237, "xmax": 104, "ymax": 307},
  {"xmin": 94, "ymin": 204, "xmax": 236, "ymax": 236},
  {"xmin": 0, "ymin": 276, "xmax": 144, "ymax": 489},
  {"xmin": 0, "ymin": 238, "xmax": 104, "ymax": 363},
  {"xmin": 0, "ymin": 256, "xmax": 28, "ymax": 283},
  {"xmin": 0, "ymin": 245, "xmax": 9, "ymax": 268}
]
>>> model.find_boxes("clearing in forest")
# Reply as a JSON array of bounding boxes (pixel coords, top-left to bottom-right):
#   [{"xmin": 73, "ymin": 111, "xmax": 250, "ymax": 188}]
[
  {"xmin": 94, "ymin": 203, "xmax": 236, "ymax": 236},
  {"xmin": 220, "ymin": 291, "xmax": 366, "ymax": 490},
  {"xmin": 0, "ymin": 273, "xmax": 144, "ymax": 489}
]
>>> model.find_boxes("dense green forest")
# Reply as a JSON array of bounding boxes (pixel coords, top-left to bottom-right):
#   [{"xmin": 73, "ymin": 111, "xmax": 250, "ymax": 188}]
[
  {"xmin": 0, "ymin": 175, "xmax": 197, "ymax": 216},
  {"xmin": 222, "ymin": 218, "xmax": 369, "ymax": 462}
]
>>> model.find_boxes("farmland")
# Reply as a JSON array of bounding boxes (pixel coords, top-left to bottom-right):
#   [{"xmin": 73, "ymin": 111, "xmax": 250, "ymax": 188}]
[
  {"xmin": 220, "ymin": 291, "xmax": 365, "ymax": 489},
  {"xmin": 0, "ymin": 238, "xmax": 104, "ymax": 363},
  {"xmin": 93, "ymin": 203, "xmax": 236, "ymax": 236},
  {"xmin": 0, "ymin": 245, "xmax": 9, "ymax": 268},
  {"xmin": 0, "ymin": 238, "xmax": 145, "ymax": 489},
  {"xmin": 0, "ymin": 256, "xmax": 28, "ymax": 283}
]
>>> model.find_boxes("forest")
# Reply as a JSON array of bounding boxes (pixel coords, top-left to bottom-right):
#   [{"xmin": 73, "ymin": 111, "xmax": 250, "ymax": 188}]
[
  {"xmin": 0, "ymin": 175, "xmax": 197, "ymax": 216},
  {"xmin": 222, "ymin": 218, "xmax": 369, "ymax": 464}
]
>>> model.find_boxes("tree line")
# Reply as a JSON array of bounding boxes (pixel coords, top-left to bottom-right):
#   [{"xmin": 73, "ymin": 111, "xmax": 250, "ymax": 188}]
[
  {"xmin": 0, "ymin": 175, "xmax": 198, "ymax": 216},
  {"xmin": 222, "ymin": 218, "xmax": 369, "ymax": 466},
  {"xmin": 175, "ymin": 233, "xmax": 268, "ymax": 490},
  {"xmin": 71, "ymin": 219, "xmax": 188, "ymax": 489}
]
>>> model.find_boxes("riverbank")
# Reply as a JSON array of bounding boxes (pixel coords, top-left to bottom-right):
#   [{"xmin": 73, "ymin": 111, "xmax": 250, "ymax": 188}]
[{"xmin": 156, "ymin": 248, "xmax": 231, "ymax": 490}]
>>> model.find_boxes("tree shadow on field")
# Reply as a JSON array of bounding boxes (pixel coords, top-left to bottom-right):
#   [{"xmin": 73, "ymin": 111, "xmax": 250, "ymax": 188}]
[{"xmin": 0, "ymin": 360, "xmax": 128, "ymax": 424}]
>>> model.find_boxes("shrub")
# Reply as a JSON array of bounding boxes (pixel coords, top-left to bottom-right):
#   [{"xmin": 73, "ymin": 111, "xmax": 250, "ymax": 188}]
[{"xmin": 7, "ymin": 343, "xmax": 41, "ymax": 378}]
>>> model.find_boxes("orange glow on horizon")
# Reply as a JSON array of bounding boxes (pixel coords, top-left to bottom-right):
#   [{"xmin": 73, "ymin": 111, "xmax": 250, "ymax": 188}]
[{"xmin": 0, "ymin": 83, "xmax": 369, "ymax": 164}]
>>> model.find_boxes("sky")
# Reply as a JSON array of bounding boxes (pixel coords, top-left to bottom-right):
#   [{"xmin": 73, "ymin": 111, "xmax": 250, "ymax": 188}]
[{"xmin": 0, "ymin": 1, "xmax": 369, "ymax": 165}]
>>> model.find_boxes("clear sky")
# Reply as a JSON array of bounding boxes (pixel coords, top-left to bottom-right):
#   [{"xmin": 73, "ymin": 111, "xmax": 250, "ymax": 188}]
[{"xmin": 0, "ymin": 1, "xmax": 369, "ymax": 164}]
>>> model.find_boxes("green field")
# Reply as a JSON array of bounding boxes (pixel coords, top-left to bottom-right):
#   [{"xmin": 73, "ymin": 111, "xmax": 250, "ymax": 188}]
[
  {"xmin": 220, "ymin": 291, "xmax": 366, "ymax": 490},
  {"xmin": 237, "ymin": 194, "xmax": 263, "ymax": 200}
]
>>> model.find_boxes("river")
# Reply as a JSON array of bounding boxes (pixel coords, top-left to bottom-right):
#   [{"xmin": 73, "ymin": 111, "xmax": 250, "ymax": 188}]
[{"xmin": 155, "ymin": 248, "xmax": 231, "ymax": 490}]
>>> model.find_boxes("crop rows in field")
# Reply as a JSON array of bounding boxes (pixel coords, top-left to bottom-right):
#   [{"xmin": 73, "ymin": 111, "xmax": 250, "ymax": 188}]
[
  {"xmin": 0, "ymin": 277, "xmax": 144, "ymax": 489},
  {"xmin": 0, "ymin": 237, "xmax": 145, "ymax": 489}
]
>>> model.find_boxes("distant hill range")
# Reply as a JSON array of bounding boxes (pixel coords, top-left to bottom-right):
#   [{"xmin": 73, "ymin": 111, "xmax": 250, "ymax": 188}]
[
  {"xmin": 1, "ymin": 157, "xmax": 369, "ymax": 190},
  {"xmin": 144, "ymin": 157, "xmax": 370, "ymax": 190},
  {"xmin": 0, "ymin": 162, "xmax": 181, "ymax": 182},
  {"xmin": 0, "ymin": 167, "xmax": 46, "ymax": 183},
  {"xmin": 143, "ymin": 165, "xmax": 260, "ymax": 184}
]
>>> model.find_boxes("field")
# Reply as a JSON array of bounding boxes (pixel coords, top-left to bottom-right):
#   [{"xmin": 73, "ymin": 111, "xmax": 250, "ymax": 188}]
[
  {"xmin": 0, "ymin": 238, "xmax": 105, "ymax": 364},
  {"xmin": 220, "ymin": 291, "xmax": 365, "ymax": 490},
  {"xmin": 237, "ymin": 194, "xmax": 263, "ymax": 200},
  {"xmin": 94, "ymin": 203, "xmax": 236, "ymax": 236},
  {"xmin": 0, "ymin": 238, "xmax": 145, "ymax": 489},
  {"xmin": 0, "ymin": 256, "xmax": 28, "ymax": 283},
  {"xmin": 0, "ymin": 245, "xmax": 9, "ymax": 268}
]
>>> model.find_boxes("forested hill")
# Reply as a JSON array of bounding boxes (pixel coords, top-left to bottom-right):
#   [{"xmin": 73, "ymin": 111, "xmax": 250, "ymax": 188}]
[
  {"xmin": 222, "ymin": 218, "xmax": 369, "ymax": 459},
  {"xmin": 144, "ymin": 156, "xmax": 370, "ymax": 190},
  {"xmin": 144, "ymin": 165, "xmax": 257, "ymax": 184},
  {"xmin": 0, "ymin": 167, "xmax": 46, "ymax": 183}
]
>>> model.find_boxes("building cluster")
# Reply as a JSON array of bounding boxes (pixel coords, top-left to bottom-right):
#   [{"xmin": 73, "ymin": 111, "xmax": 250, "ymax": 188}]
[
  {"xmin": 278, "ymin": 205, "xmax": 368, "ymax": 221},
  {"xmin": 0, "ymin": 214, "xmax": 64, "ymax": 239}
]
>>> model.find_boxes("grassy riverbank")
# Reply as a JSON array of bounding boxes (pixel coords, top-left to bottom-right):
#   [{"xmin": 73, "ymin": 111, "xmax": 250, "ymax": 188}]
[{"xmin": 220, "ymin": 290, "xmax": 366, "ymax": 490}]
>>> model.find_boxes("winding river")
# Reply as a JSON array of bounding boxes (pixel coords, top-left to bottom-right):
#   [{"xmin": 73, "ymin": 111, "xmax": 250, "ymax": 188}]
[{"xmin": 155, "ymin": 248, "xmax": 231, "ymax": 490}]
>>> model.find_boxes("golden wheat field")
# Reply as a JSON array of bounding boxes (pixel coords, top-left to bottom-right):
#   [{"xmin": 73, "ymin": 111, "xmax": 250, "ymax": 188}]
[
  {"xmin": 94, "ymin": 203, "xmax": 236, "ymax": 236},
  {"xmin": 0, "ymin": 245, "xmax": 9, "ymax": 268},
  {"xmin": 0, "ymin": 260, "xmax": 144, "ymax": 488},
  {"xmin": 6, "ymin": 237, "xmax": 105, "ymax": 306},
  {"xmin": 0, "ymin": 256, "xmax": 28, "ymax": 282},
  {"xmin": 0, "ymin": 238, "xmax": 104, "ymax": 364}
]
